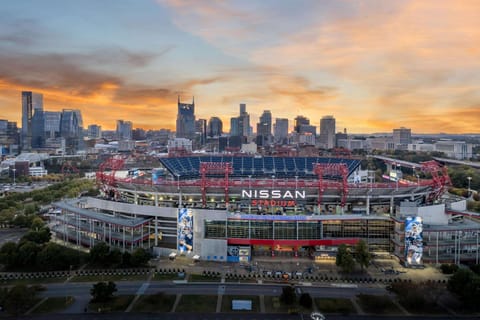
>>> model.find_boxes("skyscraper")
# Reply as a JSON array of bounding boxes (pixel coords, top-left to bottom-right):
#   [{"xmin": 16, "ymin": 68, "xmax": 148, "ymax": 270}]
[
  {"xmin": 116, "ymin": 120, "xmax": 133, "ymax": 140},
  {"xmin": 208, "ymin": 117, "xmax": 223, "ymax": 137},
  {"xmin": 60, "ymin": 109, "xmax": 82, "ymax": 154},
  {"xmin": 256, "ymin": 110, "xmax": 272, "ymax": 146},
  {"xmin": 273, "ymin": 118, "xmax": 288, "ymax": 144},
  {"xmin": 21, "ymin": 91, "xmax": 43, "ymax": 150},
  {"xmin": 319, "ymin": 115, "xmax": 336, "ymax": 149},
  {"xmin": 176, "ymin": 96, "xmax": 195, "ymax": 139},
  {"xmin": 88, "ymin": 124, "xmax": 102, "ymax": 139},
  {"xmin": 44, "ymin": 111, "xmax": 62, "ymax": 139},
  {"xmin": 294, "ymin": 115, "xmax": 310, "ymax": 133},
  {"xmin": 31, "ymin": 109, "xmax": 45, "ymax": 148}
]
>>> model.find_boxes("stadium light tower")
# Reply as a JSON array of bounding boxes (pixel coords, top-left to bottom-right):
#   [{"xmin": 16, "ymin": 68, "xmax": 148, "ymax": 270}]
[{"xmin": 294, "ymin": 175, "xmax": 298, "ymax": 213}]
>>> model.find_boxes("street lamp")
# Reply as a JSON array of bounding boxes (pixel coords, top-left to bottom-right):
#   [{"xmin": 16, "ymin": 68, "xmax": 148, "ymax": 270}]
[
  {"xmin": 12, "ymin": 168, "xmax": 16, "ymax": 185},
  {"xmin": 467, "ymin": 176, "xmax": 472, "ymax": 198}
]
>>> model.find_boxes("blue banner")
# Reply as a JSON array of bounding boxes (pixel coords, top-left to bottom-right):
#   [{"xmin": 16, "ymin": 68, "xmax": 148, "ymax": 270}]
[
  {"xmin": 178, "ymin": 208, "xmax": 193, "ymax": 253},
  {"xmin": 405, "ymin": 216, "xmax": 423, "ymax": 266}
]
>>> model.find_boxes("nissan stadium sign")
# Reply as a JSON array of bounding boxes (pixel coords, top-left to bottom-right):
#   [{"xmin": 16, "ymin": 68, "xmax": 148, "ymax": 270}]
[{"xmin": 241, "ymin": 189, "xmax": 305, "ymax": 207}]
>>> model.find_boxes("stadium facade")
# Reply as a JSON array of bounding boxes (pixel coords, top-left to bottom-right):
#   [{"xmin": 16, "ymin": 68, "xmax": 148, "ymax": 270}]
[{"xmin": 51, "ymin": 155, "xmax": 480, "ymax": 265}]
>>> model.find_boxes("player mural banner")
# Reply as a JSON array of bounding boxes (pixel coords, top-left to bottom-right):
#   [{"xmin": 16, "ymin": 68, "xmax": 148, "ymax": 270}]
[
  {"xmin": 178, "ymin": 208, "xmax": 193, "ymax": 253},
  {"xmin": 405, "ymin": 216, "xmax": 423, "ymax": 266}
]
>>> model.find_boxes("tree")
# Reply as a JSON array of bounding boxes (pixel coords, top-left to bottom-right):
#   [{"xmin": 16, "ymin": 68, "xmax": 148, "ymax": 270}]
[
  {"xmin": 448, "ymin": 268, "xmax": 480, "ymax": 309},
  {"xmin": 299, "ymin": 292, "xmax": 313, "ymax": 308},
  {"xmin": 89, "ymin": 242, "xmax": 110, "ymax": 266},
  {"xmin": 30, "ymin": 217, "xmax": 45, "ymax": 231},
  {"xmin": 108, "ymin": 248, "xmax": 123, "ymax": 267},
  {"xmin": 21, "ymin": 228, "xmax": 51, "ymax": 244},
  {"xmin": 17, "ymin": 241, "xmax": 39, "ymax": 267},
  {"xmin": 336, "ymin": 244, "xmax": 355, "ymax": 273},
  {"xmin": 280, "ymin": 286, "xmax": 296, "ymax": 305},
  {"xmin": 0, "ymin": 242, "xmax": 18, "ymax": 269},
  {"xmin": 3, "ymin": 285, "xmax": 36, "ymax": 316},
  {"xmin": 355, "ymin": 240, "xmax": 371, "ymax": 271},
  {"xmin": 90, "ymin": 281, "xmax": 117, "ymax": 303},
  {"xmin": 130, "ymin": 248, "xmax": 151, "ymax": 267}
]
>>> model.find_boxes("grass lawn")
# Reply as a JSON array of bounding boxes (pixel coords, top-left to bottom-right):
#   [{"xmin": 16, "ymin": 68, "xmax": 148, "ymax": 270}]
[
  {"xmin": 131, "ymin": 292, "xmax": 176, "ymax": 312},
  {"xmin": 315, "ymin": 298, "xmax": 356, "ymax": 315},
  {"xmin": 88, "ymin": 295, "xmax": 135, "ymax": 313},
  {"xmin": 153, "ymin": 273, "xmax": 185, "ymax": 281},
  {"xmin": 221, "ymin": 295, "xmax": 260, "ymax": 313},
  {"xmin": 264, "ymin": 296, "xmax": 290, "ymax": 313},
  {"xmin": 188, "ymin": 274, "xmax": 221, "ymax": 282},
  {"xmin": 31, "ymin": 297, "xmax": 75, "ymax": 314},
  {"xmin": 175, "ymin": 295, "xmax": 217, "ymax": 313},
  {"xmin": 357, "ymin": 294, "xmax": 402, "ymax": 314},
  {"xmin": 71, "ymin": 274, "xmax": 148, "ymax": 282}
]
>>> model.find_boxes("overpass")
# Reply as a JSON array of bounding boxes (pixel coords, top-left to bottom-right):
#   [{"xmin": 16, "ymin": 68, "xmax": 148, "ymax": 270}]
[{"xmin": 433, "ymin": 157, "xmax": 480, "ymax": 169}]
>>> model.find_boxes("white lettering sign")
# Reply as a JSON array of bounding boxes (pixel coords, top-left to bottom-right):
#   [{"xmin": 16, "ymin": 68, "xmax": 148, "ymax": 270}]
[{"xmin": 241, "ymin": 190, "xmax": 306, "ymax": 199}]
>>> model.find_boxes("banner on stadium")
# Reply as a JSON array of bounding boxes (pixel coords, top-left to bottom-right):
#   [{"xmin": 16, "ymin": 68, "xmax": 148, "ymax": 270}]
[
  {"xmin": 405, "ymin": 216, "xmax": 423, "ymax": 267},
  {"xmin": 178, "ymin": 208, "xmax": 193, "ymax": 253}
]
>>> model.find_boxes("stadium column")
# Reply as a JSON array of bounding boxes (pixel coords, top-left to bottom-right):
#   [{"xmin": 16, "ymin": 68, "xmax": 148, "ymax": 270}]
[
  {"xmin": 390, "ymin": 197, "xmax": 394, "ymax": 214},
  {"xmin": 154, "ymin": 215, "xmax": 158, "ymax": 246},
  {"xmin": 366, "ymin": 195, "xmax": 370, "ymax": 216}
]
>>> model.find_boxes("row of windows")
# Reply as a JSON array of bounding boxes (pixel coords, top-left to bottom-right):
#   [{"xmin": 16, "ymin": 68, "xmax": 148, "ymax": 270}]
[{"xmin": 205, "ymin": 219, "xmax": 393, "ymax": 240}]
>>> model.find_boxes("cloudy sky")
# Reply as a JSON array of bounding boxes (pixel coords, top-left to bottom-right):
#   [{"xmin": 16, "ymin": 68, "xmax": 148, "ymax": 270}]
[{"xmin": 0, "ymin": 0, "xmax": 479, "ymax": 133}]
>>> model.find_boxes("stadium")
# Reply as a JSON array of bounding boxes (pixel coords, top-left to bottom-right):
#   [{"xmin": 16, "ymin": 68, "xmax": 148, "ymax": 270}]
[{"xmin": 50, "ymin": 155, "xmax": 480, "ymax": 265}]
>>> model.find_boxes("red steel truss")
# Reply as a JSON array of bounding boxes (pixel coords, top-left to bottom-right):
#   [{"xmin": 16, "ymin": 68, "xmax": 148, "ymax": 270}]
[
  {"xmin": 421, "ymin": 160, "xmax": 451, "ymax": 201},
  {"xmin": 96, "ymin": 156, "xmax": 125, "ymax": 187},
  {"xmin": 199, "ymin": 162, "xmax": 233, "ymax": 207},
  {"xmin": 314, "ymin": 163, "xmax": 349, "ymax": 208}
]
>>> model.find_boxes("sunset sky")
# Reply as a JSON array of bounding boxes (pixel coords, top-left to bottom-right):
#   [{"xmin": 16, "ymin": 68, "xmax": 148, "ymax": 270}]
[{"xmin": 0, "ymin": 0, "xmax": 479, "ymax": 133}]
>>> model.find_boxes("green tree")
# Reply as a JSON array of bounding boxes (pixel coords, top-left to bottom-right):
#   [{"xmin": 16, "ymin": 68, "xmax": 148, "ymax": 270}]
[
  {"xmin": 30, "ymin": 217, "xmax": 45, "ymax": 231},
  {"xmin": 336, "ymin": 244, "xmax": 355, "ymax": 273},
  {"xmin": 280, "ymin": 286, "xmax": 296, "ymax": 305},
  {"xmin": 90, "ymin": 281, "xmax": 117, "ymax": 303},
  {"xmin": 21, "ymin": 228, "xmax": 51, "ymax": 244},
  {"xmin": 89, "ymin": 242, "xmax": 110, "ymax": 266},
  {"xmin": 17, "ymin": 241, "xmax": 40, "ymax": 267},
  {"xmin": 448, "ymin": 268, "xmax": 480, "ymax": 309},
  {"xmin": 355, "ymin": 240, "xmax": 371, "ymax": 271},
  {"xmin": 0, "ymin": 242, "xmax": 18, "ymax": 269},
  {"xmin": 3, "ymin": 285, "xmax": 36, "ymax": 316},
  {"xmin": 130, "ymin": 248, "xmax": 151, "ymax": 267},
  {"xmin": 108, "ymin": 248, "xmax": 123, "ymax": 267}
]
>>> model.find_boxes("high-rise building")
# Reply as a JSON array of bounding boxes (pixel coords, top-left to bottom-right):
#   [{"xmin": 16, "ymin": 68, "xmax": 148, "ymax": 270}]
[
  {"xmin": 273, "ymin": 118, "xmax": 288, "ymax": 144},
  {"xmin": 31, "ymin": 109, "xmax": 45, "ymax": 148},
  {"xmin": 230, "ymin": 117, "xmax": 240, "ymax": 137},
  {"xmin": 44, "ymin": 111, "xmax": 62, "ymax": 139},
  {"xmin": 195, "ymin": 118, "xmax": 207, "ymax": 146},
  {"xmin": 393, "ymin": 127, "xmax": 411, "ymax": 150},
  {"xmin": 208, "ymin": 117, "xmax": 223, "ymax": 137},
  {"xmin": 88, "ymin": 124, "xmax": 102, "ymax": 139},
  {"xmin": 0, "ymin": 120, "xmax": 19, "ymax": 154},
  {"xmin": 256, "ymin": 110, "xmax": 272, "ymax": 146},
  {"xmin": 21, "ymin": 91, "xmax": 43, "ymax": 150},
  {"xmin": 176, "ymin": 96, "xmax": 195, "ymax": 139},
  {"xmin": 116, "ymin": 120, "xmax": 133, "ymax": 140},
  {"xmin": 294, "ymin": 115, "xmax": 310, "ymax": 133},
  {"xmin": 60, "ymin": 109, "xmax": 82, "ymax": 154},
  {"xmin": 319, "ymin": 115, "xmax": 336, "ymax": 149},
  {"xmin": 230, "ymin": 103, "xmax": 251, "ymax": 138}
]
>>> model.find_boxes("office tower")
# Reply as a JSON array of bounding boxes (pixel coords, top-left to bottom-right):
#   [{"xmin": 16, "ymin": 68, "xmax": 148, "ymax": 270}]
[
  {"xmin": 319, "ymin": 115, "xmax": 336, "ymax": 149},
  {"xmin": 43, "ymin": 111, "xmax": 62, "ymax": 139},
  {"xmin": 88, "ymin": 124, "xmax": 102, "ymax": 139},
  {"xmin": 116, "ymin": 120, "xmax": 133, "ymax": 140},
  {"xmin": 393, "ymin": 127, "xmax": 411, "ymax": 149},
  {"xmin": 21, "ymin": 91, "xmax": 43, "ymax": 150},
  {"xmin": 256, "ymin": 110, "xmax": 272, "ymax": 146},
  {"xmin": 196, "ymin": 118, "xmax": 207, "ymax": 146},
  {"xmin": 299, "ymin": 124, "xmax": 316, "ymax": 135},
  {"xmin": 176, "ymin": 96, "xmax": 195, "ymax": 139},
  {"xmin": 31, "ymin": 109, "xmax": 45, "ymax": 148},
  {"xmin": 240, "ymin": 103, "xmax": 246, "ymax": 115},
  {"xmin": 273, "ymin": 118, "xmax": 289, "ymax": 144},
  {"xmin": 230, "ymin": 117, "xmax": 240, "ymax": 136},
  {"xmin": 208, "ymin": 117, "xmax": 223, "ymax": 137},
  {"xmin": 239, "ymin": 103, "xmax": 250, "ymax": 136},
  {"xmin": 0, "ymin": 120, "xmax": 19, "ymax": 146},
  {"xmin": 132, "ymin": 128, "xmax": 145, "ymax": 141},
  {"xmin": 294, "ymin": 115, "xmax": 310, "ymax": 133},
  {"xmin": 60, "ymin": 109, "xmax": 81, "ymax": 154}
]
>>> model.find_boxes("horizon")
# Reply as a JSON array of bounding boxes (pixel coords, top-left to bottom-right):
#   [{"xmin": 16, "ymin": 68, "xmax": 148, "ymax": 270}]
[{"xmin": 1, "ymin": 1, "xmax": 479, "ymax": 134}]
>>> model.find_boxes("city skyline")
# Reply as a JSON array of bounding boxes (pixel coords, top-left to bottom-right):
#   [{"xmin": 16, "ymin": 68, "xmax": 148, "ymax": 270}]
[{"xmin": 1, "ymin": 1, "xmax": 480, "ymax": 133}]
